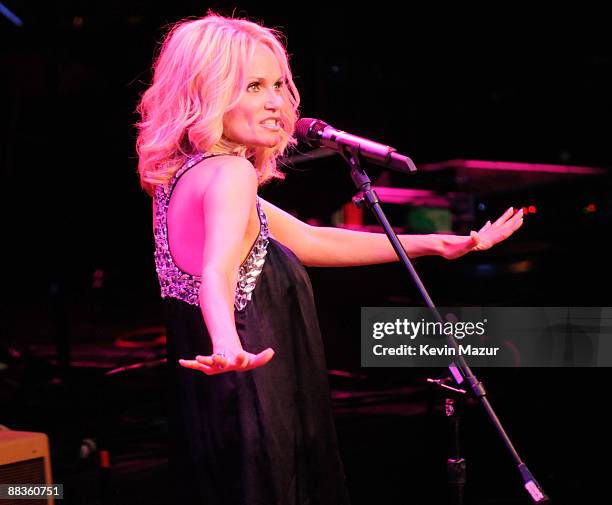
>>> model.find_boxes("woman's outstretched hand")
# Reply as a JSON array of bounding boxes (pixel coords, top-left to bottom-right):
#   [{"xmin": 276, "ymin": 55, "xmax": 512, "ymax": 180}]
[
  {"xmin": 179, "ymin": 346, "xmax": 275, "ymax": 375},
  {"xmin": 440, "ymin": 207, "xmax": 524, "ymax": 260}
]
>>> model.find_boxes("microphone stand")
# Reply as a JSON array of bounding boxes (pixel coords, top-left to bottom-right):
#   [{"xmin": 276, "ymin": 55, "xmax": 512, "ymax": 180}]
[
  {"xmin": 337, "ymin": 145, "xmax": 550, "ymax": 504},
  {"xmin": 427, "ymin": 377, "xmax": 468, "ymax": 505}
]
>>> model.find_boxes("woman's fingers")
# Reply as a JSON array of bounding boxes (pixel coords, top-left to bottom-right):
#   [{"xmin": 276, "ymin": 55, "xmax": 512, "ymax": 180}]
[
  {"xmin": 212, "ymin": 353, "xmax": 228, "ymax": 369},
  {"xmin": 478, "ymin": 207, "xmax": 521, "ymax": 239},
  {"xmin": 478, "ymin": 220, "xmax": 492, "ymax": 233},
  {"xmin": 246, "ymin": 348, "xmax": 275, "ymax": 370},
  {"xmin": 183, "ymin": 347, "xmax": 275, "ymax": 374},
  {"xmin": 496, "ymin": 210, "xmax": 523, "ymax": 237},
  {"xmin": 178, "ymin": 359, "xmax": 217, "ymax": 375},
  {"xmin": 494, "ymin": 212, "xmax": 524, "ymax": 242},
  {"xmin": 481, "ymin": 209, "xmax": 523, "ymax": 241},
  {"xmin": 510, "ymin": 208, "xmax": 524, "ymax": 226},
  {"xmin": 197, "ymin": 352, "xmax": 248, "ymax": 369},
  {"xmin": 492, "ymin": 207, "xmax": 515, "ymax": 227},
  {"xmin": 512, "ymin": 216, "xmax": 524, "ymax": 231},
  {"xmin": 234, "ymin": 352, "xmax": 250, "ymax": 370}
]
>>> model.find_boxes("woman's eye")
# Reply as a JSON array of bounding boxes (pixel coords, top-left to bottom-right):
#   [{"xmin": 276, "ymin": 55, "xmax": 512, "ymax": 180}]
[{"xmin": 247, "ymin": 81, "xmax": 283, "ymax": 92}]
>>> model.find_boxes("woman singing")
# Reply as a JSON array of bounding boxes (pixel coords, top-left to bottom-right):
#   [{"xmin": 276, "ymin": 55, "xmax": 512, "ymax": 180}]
[{"xmin": 136, "ymin": 12, "xmax": 523, "ymax": 505}]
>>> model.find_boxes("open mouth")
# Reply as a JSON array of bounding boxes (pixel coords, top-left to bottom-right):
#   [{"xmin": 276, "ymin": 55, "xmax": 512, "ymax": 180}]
[{"xmin": 260, "ymin": 119, "xmax": 281, "ymax": 131}]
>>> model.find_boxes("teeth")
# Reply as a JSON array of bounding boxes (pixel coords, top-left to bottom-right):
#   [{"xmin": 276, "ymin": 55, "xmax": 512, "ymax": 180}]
[{"xmin": 261, "ymin": 119, "xmax": 277, "ymax": 125}]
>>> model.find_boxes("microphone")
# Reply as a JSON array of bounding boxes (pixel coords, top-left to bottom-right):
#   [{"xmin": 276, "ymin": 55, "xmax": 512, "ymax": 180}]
[{"xmin": 295, "ymin": 118, "xmax": 417, "ymax": 173}]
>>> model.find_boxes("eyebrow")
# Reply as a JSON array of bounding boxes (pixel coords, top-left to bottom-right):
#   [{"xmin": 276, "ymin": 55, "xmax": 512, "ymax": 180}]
[{"xmin": 247, "ymin": 76, "xmax": 284, "ymax": 82}]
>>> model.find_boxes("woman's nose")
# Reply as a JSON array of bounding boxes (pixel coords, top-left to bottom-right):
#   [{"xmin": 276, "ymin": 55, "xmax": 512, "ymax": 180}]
[{"xmin": 265, "ymin": 90, "xmax": 283, "ymax": 110}]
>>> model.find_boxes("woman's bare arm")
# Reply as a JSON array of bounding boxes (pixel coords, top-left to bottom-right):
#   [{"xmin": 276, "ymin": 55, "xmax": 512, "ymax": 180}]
[
  {"xmin": 178, "ymin": 156, "xmax": 274, "ymax": 374},
  {"xmin": 260, "ymin": 198, "xmax": 524, "ymax": 267}
]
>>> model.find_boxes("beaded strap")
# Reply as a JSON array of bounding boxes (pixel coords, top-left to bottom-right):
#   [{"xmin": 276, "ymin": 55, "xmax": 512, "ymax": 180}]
[{"xmin": 234, "ymin": 200, "xmax": 269, "ymax": 310}]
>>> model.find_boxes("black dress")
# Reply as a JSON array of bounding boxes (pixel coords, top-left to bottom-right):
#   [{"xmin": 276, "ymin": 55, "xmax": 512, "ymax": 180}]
[{"xmin": 155, "ymin": 153, "xmax": 351, "ymax": 505}]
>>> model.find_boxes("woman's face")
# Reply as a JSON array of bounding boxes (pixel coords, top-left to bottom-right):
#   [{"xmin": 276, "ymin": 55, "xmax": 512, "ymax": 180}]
[{"xmin": 223, "ymin": 43, "xmax": 285, "ymax": 150}]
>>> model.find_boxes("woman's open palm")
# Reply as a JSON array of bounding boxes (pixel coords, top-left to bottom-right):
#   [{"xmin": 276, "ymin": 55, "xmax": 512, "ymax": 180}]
[
  {"xmin": 441, "ymin": 207, "xmax": 524, "ymax": 260},
  {"xmin": 179, "ymin": 347, "xmax": 275, "ymax": 375}
]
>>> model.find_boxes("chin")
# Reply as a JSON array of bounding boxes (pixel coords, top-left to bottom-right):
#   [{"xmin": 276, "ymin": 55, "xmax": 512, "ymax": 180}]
[{"xmin": 256, "ymin": 136, "xmax": 282, "ymax": 149}]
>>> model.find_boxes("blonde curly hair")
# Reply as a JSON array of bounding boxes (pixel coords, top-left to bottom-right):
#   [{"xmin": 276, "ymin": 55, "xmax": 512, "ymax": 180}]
[{"xmin": 136, "ymin": 13, "xmax": 300, "ymax": 194}]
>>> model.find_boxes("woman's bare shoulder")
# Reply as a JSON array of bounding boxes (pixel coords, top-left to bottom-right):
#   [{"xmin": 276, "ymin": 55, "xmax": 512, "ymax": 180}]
[{"xmin": 178, "ymin": 155, "xmax": 257, "ymax": 198}]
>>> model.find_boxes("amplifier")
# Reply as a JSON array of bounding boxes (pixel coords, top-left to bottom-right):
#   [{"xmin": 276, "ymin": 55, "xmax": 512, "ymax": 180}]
[{"xmin": 0, "ymin": 430, "xmax": 54, "ymax": 505}]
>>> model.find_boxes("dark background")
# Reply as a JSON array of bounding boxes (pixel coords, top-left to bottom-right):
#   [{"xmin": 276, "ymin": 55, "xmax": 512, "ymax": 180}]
[{"xmin": 1, "ymin": 2, "xmax": 611, "ymax": 504}]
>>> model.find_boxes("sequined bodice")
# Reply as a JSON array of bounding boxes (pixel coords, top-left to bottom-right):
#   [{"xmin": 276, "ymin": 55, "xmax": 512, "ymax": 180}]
[{"xmin": 153, "ymin": 152, "xmax": 270, "ymax": 311}]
